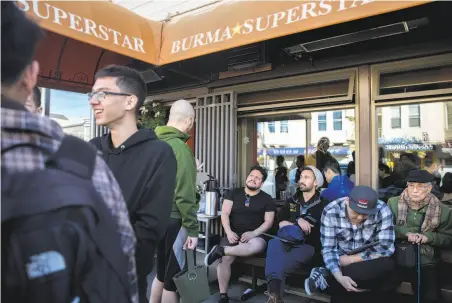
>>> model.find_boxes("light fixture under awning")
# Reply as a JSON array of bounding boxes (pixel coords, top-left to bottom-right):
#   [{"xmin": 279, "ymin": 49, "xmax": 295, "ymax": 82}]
[{"xmin": 284, "ymin": 17, "xmax": 429, "ymax": 55}]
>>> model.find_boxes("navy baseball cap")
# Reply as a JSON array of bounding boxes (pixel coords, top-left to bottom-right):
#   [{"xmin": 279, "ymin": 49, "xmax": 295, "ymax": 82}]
[{"xmin": 348, "ymin": 186, "xmax": 378, "ymax": 215}]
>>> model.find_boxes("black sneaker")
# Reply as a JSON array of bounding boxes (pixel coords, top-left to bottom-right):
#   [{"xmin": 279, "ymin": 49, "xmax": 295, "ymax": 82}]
[
  {"xmin": 204, "ymin": 245, "xmax": 223, "ymax": 266},
  {"xmin": 218, "ymin": 295, "xmax": 229, "ymax": 303},
  {"xmin": 304, "ymin": 267, "xmax": 329, "ymax": 296}
]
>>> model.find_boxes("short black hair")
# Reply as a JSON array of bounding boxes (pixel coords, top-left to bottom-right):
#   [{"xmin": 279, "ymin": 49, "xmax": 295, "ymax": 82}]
[
  {"xmin": 1, "ymin": 2, "xmax": 44, "ymax": 85},
  {"xmin": 324, "ymin": 158, "xmax": 341, "ymax": 174},
  {"xmin": 249, "ymin": 165, "xmax": 268, "ymax": 182},
  {"xmin": 424, "ymin": 157, "xmax": 435, "ymax": 168},
  {"xmin": 95, "ymin": 65, "xmax": 147, "ymax": 114},
  {"xmin": 32, "ymin": 86, "xmax": 41, "ymax": 107}
]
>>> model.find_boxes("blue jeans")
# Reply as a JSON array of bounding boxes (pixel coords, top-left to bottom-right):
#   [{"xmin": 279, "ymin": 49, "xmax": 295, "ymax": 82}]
[{"xmin": 265, "ymin": 239, "xmax": 315, "ymax": 282}]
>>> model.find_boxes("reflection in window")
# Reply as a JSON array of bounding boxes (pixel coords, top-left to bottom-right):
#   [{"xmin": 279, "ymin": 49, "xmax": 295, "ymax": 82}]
[
  {"xmin": 49, "ymin": 89, "xmax": 91, "ymax": 141},
  {"xmin": 391, "ymin": 106, "xmax": 401, "ymax": 129},
  {"xmin": 280, "ymin": 121, "xmax": 289, "ymax": 133},
  {"xmin": 256, "ymin": 109, "xmax": 356, "ymax": 198},
  {"xmin": 318, "ymin": 112, "xmax": 326, "ymax": 131},
  {"xmin": 377, "ymin": 101, "xmax": 452, "ymax": 200},
  {"xmin": 333, "ymin": 111, "xmax": 343, "ymax": 131},
  {"xmin": 409, "ymin": 104, "xmax": 420, "ymax": 127},
  {"xmin": 268, "ymin": 121, "xmax": 275, "ymax": 133}
]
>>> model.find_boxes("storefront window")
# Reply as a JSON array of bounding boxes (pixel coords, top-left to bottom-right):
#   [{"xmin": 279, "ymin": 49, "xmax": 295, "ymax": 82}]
[
  {"xmin": 257, "ymin": 109, "xmax": 355, "ymax": 198},
  {"xmin": 377, "ymin": 101, "xmax": 452, "ymax": 196},
  {"xmin": 48, "ymin": 89, "xmax": 91, "ymax": 141}
]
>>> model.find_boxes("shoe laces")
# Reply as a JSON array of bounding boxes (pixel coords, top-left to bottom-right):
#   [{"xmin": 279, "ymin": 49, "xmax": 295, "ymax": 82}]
[
  {"xmin": 264, "ymin": 291, "xmax": 282, "ymax": 303},
  {"xmin": 312, "ymin": 270, "xmax": 329, "ymax": 290}
]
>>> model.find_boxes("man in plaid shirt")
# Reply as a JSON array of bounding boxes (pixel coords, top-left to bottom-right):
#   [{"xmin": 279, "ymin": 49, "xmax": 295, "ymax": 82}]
[
  {"xmin": 1, "ymin": 3, "xmax": 137, "ymax": 302},
  {"xmin": 305, "ymin": 186, "xmax": 396, "ymax": 303}
]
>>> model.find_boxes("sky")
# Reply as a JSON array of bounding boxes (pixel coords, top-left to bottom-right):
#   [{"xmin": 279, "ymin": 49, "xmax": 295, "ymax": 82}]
[{"xmin": 49, "ymin": 89, "xmax": 90, "ymax": 122}]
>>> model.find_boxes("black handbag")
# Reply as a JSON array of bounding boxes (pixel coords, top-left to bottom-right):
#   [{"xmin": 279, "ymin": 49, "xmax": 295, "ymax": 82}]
[
  {"xmin": 395, "ymin": 213, "xmax": 425, "ymax": 268},
  {"xmin": 395, "ymin": 241, "xmax": 417, "ymax": 268}
]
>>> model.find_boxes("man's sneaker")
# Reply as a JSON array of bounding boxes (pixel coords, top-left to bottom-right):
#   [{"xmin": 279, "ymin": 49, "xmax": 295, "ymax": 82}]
[
  {"xmin": 204, "ymin": 245, "xmax": 223, "ymax": 266},
  {"xmin": 304, "ymin": 267, "xmax": 329, "ymax": 296},
  {"xmin": 217, "ymin": 295, "xmax": 229, "ymax": 303},
  {"xmin": 264, "ymin": 291, "xmax": 284, "ymax": 303}
]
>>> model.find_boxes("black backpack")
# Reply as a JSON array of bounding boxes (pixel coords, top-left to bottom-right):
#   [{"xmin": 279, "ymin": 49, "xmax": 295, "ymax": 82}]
[{"xmin": 1, "ymin": 135, "xmax": 132, "ymax": 303}]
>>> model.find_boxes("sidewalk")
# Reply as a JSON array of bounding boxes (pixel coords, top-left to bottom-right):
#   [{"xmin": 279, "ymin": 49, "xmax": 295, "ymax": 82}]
[{"xmin": 146, "ymin": 252, "xmax": 313, "ymax": 302}]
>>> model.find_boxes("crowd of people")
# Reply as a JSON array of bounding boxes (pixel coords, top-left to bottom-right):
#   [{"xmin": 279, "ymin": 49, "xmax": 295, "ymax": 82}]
[
  {"xmin": 2, "ymin": 3, "xmax": 452, "ymax": 303},
  {"xmin": 205, "ymin": 137, "xmax": 452, "ymax": 303}
]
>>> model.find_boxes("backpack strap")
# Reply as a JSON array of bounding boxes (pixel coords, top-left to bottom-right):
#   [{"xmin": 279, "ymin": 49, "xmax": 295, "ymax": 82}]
[{"xmin": 46, "ymin": 135, "xmax": 97, "ymax": 180}]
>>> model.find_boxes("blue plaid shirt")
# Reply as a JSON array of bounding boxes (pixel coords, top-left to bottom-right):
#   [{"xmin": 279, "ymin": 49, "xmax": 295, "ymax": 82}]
[{"xmin": 320, "ymin": 197, "xmax": 395, "ymax": 274}]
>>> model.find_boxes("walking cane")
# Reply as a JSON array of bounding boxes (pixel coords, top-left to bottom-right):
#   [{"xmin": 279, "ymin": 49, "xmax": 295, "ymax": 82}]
[
  {"xmin": 417, "ymin": 242, "xmax": 421, "ymax": 303},
  {"xmin": 417, "ymin": 213, "xmax": 425, "ymax": 303}
]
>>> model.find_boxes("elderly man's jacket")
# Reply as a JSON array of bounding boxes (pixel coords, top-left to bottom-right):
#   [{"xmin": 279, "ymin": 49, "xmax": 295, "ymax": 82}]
[{"xmin": 388, "ymin": 196, "xmax": 452, "ymax": 265}]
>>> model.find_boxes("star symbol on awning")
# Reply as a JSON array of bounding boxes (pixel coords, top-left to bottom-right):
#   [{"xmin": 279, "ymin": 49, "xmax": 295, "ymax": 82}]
[{"xmin": 232, "ymin": 22, "xmax": 242, "ymax": 36}]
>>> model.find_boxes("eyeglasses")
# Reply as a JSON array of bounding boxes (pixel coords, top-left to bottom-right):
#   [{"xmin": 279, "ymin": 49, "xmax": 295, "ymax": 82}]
[
  {"xmin": 407, "ymin": 183, "xmax": 430, "ymax": 191},
  {"xmin": 245, "ymin": 194, "xmax": 251, "ymax": 207},
  {"xmin": 88, "ymin": 91, "xmax": 131, "ymax": 102}
]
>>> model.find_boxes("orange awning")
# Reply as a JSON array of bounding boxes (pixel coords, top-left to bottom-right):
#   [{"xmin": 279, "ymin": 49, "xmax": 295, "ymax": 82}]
[
  {"xmin": 19, "ymin": 0, "xmax": 432, "ymax": 71},
  {"xmin": 159, "ymin": 0, "xmax": 431, "ymax": 65},
  {"xmin": 18, "ymin": 0, "xmax": 162, "ymax": 65}
]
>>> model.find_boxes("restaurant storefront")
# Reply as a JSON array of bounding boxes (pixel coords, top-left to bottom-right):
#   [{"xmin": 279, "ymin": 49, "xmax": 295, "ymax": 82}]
[{"xmin": 144, "ymin": 1, "xmax": 452, "ymax": 190}]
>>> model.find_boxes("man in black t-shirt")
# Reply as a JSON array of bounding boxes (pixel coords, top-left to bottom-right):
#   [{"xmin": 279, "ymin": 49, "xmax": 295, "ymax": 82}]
[{"xmin": 204, "ymin": 165, "xmax": 276, "ymax": 303}]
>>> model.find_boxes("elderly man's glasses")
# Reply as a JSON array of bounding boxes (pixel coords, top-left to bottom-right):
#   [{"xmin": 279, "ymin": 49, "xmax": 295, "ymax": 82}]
[
  {"xmin": 88, "ymin": 91, "xmax": 131, "ymax": 102},
  {"xmin": 407, "ymin": 183, "xmax": 430, "ymax": 190}
]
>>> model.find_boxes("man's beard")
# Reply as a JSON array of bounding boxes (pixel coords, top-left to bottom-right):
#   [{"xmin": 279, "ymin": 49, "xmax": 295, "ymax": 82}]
[
  {"xmin": 246, "ymin": 183, "xmax": 259, "ymax": 191},
  {"xmin": 299, "ymin": 184, "xmax": 314, "ymax": 192}
]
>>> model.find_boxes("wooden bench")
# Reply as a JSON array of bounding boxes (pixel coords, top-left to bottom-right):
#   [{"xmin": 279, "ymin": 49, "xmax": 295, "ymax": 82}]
[{"xmin": 233, "ymin": 249, "xmax": 452, "ymax": 302}]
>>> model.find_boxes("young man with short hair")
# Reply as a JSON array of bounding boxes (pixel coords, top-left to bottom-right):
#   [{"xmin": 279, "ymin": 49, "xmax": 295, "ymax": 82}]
[
  {"xmin": 321, "ymin": 158, "xmax": 354, "ymax": 202},
  {"xmin": 205, "ymin": 165, "xmax": 276, "ymax": 303},
  {"xmin": 2, "ymin": 3, "xmax": 137, "ymax": 302},
  {"xmin": 25, "ymin": 86, "xmax": 42, "ymax": 114},
  {"xmin": 89, "ymin": 65, "xmax": 177, "ymax": 303}
]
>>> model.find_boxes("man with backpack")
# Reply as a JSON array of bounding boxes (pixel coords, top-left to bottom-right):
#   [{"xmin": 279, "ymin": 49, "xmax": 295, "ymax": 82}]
[
  {"xmin": 89, "ymin": 65, "xmax": 177, "ymax": 303},
  {"xmin": 1, "ymin": 2, "xmax": 137, "ymax": 302}
]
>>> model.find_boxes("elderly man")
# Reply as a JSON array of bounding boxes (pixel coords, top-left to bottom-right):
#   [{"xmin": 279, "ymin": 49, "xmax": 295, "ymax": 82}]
[
  {"xmin": 150, "ymin": 100, "xmax": 198, "ymax": 303},
  {"xmin": 388, "ymin": 169, "xmax": 452, "ymax": 303},
  {"xmin": 264, "ymin": 166, "xmax": 327, "ymax": 303},
  {"xmin": 205, "ymin": 165, "xmax": 276, "ymax": 303},
  {"xmin": 305, "ymin": 186, "xmax": 396, "ymax": 303}
]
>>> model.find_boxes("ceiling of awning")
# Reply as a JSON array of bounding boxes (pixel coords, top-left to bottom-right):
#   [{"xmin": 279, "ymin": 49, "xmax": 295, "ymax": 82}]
[{"xmin": 112, "ymin": 0, "xmax": 221, "ymax": 21}]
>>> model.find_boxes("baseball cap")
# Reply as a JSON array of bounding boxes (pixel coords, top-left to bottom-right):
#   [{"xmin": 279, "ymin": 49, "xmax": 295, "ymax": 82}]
[{"xmin": 348, "ymin": 186, "xmax": 378, "ymax": 215}]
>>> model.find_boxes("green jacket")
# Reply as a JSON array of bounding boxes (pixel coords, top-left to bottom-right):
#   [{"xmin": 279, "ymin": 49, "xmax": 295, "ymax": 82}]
[
  {"xmin": 156, "ymin": 126, "xmax": 199, "ymax": 237},
  {"xmin": 388, "ymin": 197, "xmax": 452, "ymax": 265}
]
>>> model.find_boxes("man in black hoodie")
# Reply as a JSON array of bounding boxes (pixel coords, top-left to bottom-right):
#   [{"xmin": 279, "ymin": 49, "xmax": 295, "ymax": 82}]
[{"xmin": 89, "ymin": 65, "xmax": 177, "ymax": 303}]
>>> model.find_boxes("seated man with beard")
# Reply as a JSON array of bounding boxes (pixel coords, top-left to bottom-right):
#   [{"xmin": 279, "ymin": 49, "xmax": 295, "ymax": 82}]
[
  {"xmin": 264, "ymin": 166, "xmax": 327, "ymax": 303},
  {"xmin": 204, "ymin": 165, "xmax": 276, "ymax": 303}
]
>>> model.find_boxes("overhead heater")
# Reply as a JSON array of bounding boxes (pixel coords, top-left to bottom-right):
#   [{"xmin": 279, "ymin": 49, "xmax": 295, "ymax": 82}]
[{"xmin": 284, "ymin": 17, "xmax": 429, "ymax": 56}]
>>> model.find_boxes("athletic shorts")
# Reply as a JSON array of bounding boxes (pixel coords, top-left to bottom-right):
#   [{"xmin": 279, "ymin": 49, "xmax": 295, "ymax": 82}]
[
  {"xmin": 219, "ymin": 232, "xmax": 264, "ymax": 247},
  {"xmin": 156, "ymin": 218, "xmax": 188, "ymax": 292}
]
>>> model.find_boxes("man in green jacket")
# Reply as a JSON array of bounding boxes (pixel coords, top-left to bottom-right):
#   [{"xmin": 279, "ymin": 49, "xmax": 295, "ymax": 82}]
[
  {"xmin": 150, "ymin": 100, "xmax": 199, "ymax": 303},
  {"xmin": 388, "ymin": 169, "xmax": 452, "ymax": 303}
]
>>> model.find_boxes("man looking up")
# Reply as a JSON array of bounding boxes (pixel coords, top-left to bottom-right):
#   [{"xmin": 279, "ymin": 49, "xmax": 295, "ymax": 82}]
[
  {"xmin": 89, "ymin": 65, "xmax": 177, "ymax": 303},
  {"xmin": 150, "ymin": 99, "xmax": 199, "ymax": 303}
]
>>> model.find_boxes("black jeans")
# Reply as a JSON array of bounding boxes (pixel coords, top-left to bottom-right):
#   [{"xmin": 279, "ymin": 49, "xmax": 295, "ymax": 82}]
[{"xmin": 328, "ymin": 257, "xmax": 397, "ymax": 303}]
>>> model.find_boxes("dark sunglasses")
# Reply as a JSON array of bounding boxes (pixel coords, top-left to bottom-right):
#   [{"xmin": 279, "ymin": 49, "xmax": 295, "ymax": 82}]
[{"xmin": 245, "ymin": 194, "xmax": 251, "ymax": 207}]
